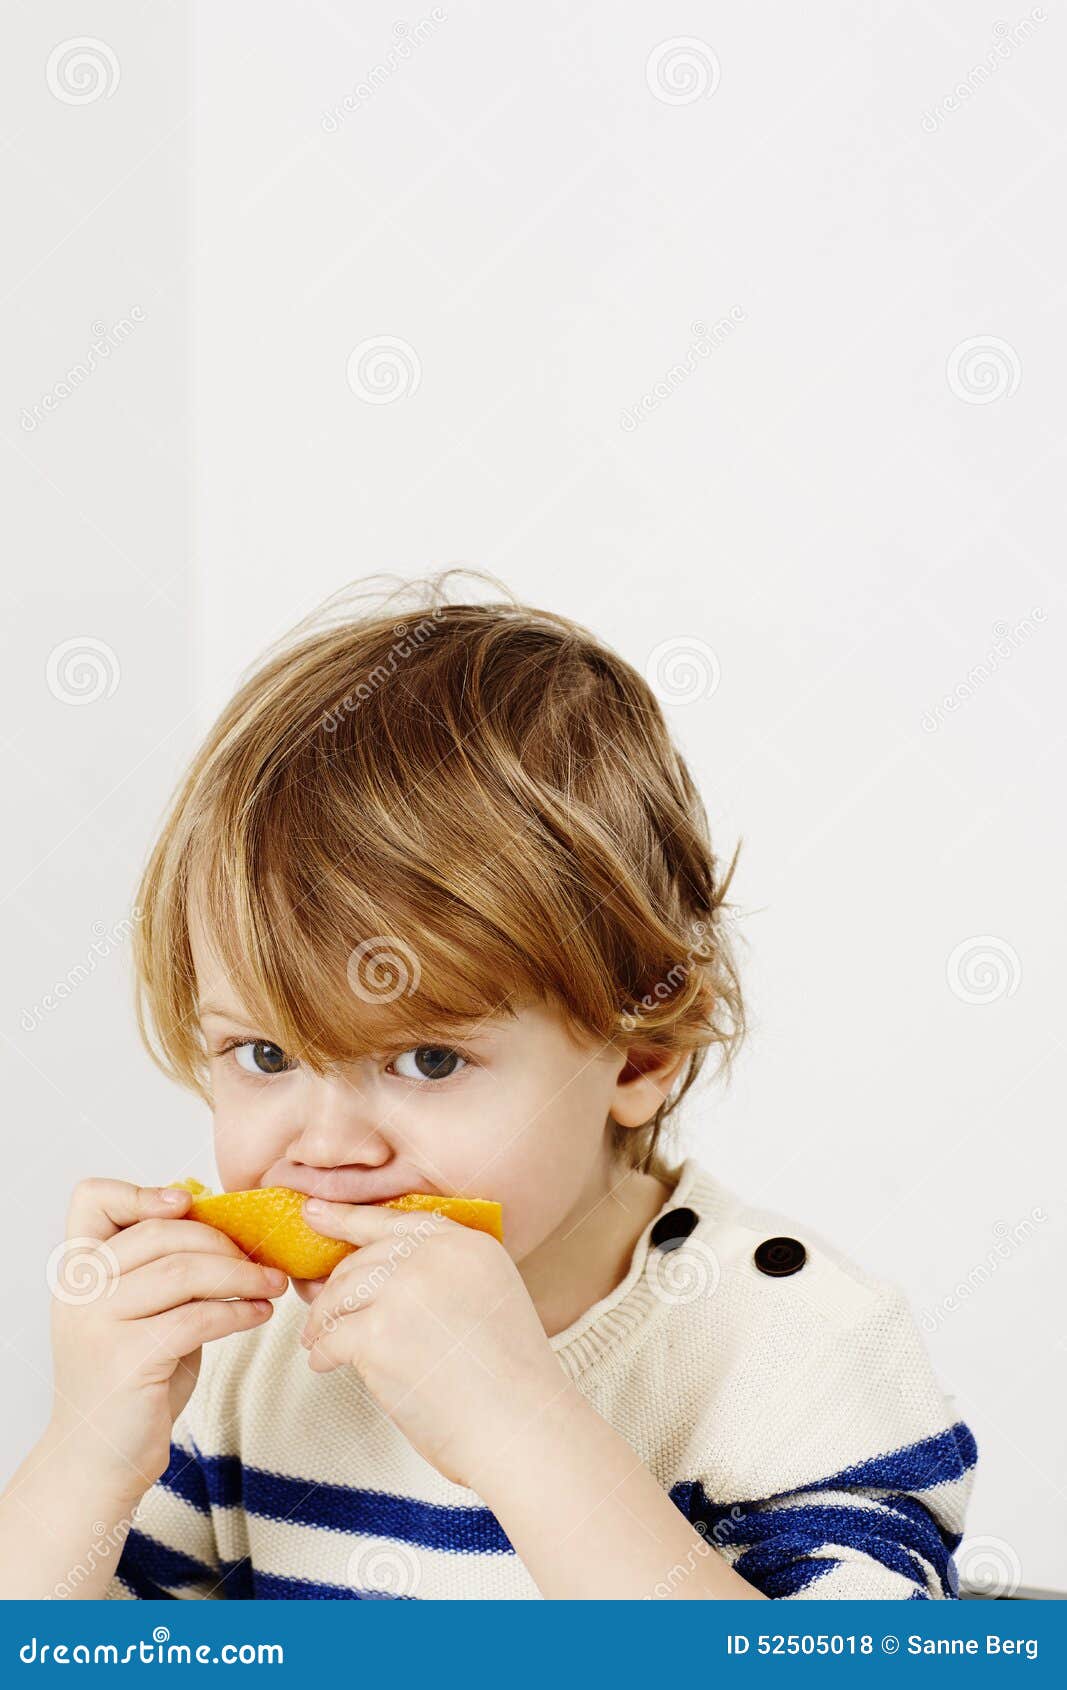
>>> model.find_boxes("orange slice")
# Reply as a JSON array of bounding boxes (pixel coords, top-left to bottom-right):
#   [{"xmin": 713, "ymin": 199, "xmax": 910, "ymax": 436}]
[{"xmin": 165, "ymin": 1178, "xmax": 503, "ymax": 1278}]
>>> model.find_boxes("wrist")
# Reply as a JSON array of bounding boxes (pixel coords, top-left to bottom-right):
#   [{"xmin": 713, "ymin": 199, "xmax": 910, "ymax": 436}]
[
  {"xmin": 465, "ymin": 1373, "xmax": 599, "ymax": 1504},
  {"xmin": 38, "ymin": 1420, "xmax": 153, "ymax": 1518}
]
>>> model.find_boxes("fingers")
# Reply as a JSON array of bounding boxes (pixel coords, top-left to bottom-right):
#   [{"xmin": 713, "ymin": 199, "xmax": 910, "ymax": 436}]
[
  {"xmin": 300, "ymin": 1239, "xmax": 400, "ymax": 1348},
  {"xmin": 66, "ymin": 1178, "xmax": 192, "ymax": 1244},
  {"xmin": 139, "ymin": 1295, "xmax": 279, "ymax": 1361},
  {"xmin": 301, "ymin": 1196, "xmax": 450, "ymax": 1248},
  {"xmin": 111, "ymin": 1251, "xmax": 288, "ymax": 1320},
  {"xmin": 107, "ymin": 1217, "xmax": 249, "ymax": 1274}
]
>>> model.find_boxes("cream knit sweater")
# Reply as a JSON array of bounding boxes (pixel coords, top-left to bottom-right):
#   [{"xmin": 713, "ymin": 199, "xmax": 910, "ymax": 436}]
[{"xmin": 104, "ymin": 1158, "xmax": 977, "ymax": 1599}]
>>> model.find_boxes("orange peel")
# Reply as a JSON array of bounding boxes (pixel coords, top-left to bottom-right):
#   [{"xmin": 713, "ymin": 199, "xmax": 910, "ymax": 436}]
[{"xmin": 164, "ymin": 1178, "xmax": 503, "ymax": 1279}]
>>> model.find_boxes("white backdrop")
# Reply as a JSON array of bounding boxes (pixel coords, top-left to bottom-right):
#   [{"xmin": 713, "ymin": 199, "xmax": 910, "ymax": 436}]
[{"xmin": 3, "ymin": 0, "xmax": 1064, "ymax": 1592}]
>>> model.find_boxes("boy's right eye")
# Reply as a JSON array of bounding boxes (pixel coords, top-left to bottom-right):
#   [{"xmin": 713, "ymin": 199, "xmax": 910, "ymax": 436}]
[{"xmin": 230, "ymin": 1039, "xmax": 296, "ymax": 1076}]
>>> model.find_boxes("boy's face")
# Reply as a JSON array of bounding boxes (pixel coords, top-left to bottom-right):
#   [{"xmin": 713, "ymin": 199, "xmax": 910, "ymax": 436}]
[{"xmin": 187, "ymin": 895, "xmax": 641, "ymax": 1306}]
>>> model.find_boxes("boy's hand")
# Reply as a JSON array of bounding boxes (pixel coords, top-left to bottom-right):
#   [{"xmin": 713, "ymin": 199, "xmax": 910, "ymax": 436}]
[
  {"xmin": 299, "ymin": 1201, "xmax": 568, "ymax": 1490},
  {"xmin": 45, "ymin": 1179, "xmax": 288, "ymax": 1506}
]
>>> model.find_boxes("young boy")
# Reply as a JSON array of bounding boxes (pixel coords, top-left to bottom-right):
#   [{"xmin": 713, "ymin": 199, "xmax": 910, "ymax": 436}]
[{"xmin": 1, "ymin": 574, "xmax": 977, "ymax": 1600}]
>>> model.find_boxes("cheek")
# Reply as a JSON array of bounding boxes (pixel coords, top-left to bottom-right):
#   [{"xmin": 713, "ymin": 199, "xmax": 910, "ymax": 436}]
[{"xmin": 212, "ymin": 1087, "xmax": 291, "ymax": 1190}]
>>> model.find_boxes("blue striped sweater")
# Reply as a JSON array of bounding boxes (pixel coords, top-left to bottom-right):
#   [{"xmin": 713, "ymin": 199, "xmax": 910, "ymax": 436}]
[{"xmin": 104, "ymin": 1158, "xmax": 978, "ymax": 1599}]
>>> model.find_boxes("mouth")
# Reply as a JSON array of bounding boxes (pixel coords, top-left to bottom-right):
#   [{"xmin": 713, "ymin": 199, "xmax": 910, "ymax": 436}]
[{"xmin": 262, "ymin": 1166, "xmax": 438, "ymax": 1206}]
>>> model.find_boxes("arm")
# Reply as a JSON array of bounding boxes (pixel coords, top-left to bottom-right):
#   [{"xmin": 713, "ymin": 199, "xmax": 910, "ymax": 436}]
[
  {"xmin": 0, "ymin": 1423, "xmax": 148, "ymax": 1600},
  {"xmin": 470, "ymin": 1381, "xmax": 767, "ymax": 1600}
]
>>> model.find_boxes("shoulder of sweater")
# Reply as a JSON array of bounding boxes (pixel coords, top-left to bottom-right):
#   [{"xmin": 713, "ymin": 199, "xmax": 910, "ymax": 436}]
[{"xmin": 680, "ymin": 1158, "xmax": 920, "ymax": 1333}]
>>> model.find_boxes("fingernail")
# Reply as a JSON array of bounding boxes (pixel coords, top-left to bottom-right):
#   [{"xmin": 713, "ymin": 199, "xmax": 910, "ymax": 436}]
[
  {"xmin": 304, "ymin": 1198, "xmax": 324, "ymax": 1214},
  {"xmin": 250, "ymin": 1300, "xmax": 273, "ymax": 1314},
  {"xmin": 159, "ymin": 1188, "xmax": 187, "ymax": 1205},
  {"xmin": 264, "ymin": 1269, "xmax": 287, "ymax": 1289}
]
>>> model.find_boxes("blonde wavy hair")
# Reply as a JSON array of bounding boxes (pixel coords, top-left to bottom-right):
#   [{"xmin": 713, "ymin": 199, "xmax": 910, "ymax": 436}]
[{"xmin": 131, "ymin": 569, "xmax": 747, "ymax": 1177}]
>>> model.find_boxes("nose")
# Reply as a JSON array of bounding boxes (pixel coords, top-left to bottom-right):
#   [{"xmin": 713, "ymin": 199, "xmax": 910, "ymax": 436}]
[{"xmin": 283, "ymin": 1067, "xmax": 393, "ymax": 1171}]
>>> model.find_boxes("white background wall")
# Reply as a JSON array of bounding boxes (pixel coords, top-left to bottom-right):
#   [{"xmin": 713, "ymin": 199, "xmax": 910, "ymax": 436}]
[{"xmin": 3, "ymin": 0, "xmax": 1064, "ymax": 1592}]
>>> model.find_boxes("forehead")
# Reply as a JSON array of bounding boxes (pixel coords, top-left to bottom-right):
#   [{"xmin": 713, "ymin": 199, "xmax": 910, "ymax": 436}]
[{"xmin": 184, "ymin": 876, "xmax": 546, "ymax": 1047}]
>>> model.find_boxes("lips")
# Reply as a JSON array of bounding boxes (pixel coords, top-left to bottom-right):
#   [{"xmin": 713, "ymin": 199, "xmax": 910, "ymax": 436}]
[{"xmin": 260, "ymin": 1164, "xmax": 437, "ymax": 1206}]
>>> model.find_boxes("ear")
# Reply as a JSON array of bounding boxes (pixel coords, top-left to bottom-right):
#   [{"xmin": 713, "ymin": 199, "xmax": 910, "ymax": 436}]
[{"xmin": 609, "ymin": 1041, "xmax": 688, "ymax": 1131}]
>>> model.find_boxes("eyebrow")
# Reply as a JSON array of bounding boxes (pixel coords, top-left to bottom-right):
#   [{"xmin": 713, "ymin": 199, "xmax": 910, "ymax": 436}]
[{"xmin": 198, "ymin": 1002, "xmax": 254, "ymax": 1022}]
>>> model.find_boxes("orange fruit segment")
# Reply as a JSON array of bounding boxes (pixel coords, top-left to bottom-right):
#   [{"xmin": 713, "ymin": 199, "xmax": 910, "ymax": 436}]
[{"xmin": 165, "ymin": 1179, "xmax": 503, "ymax": 1279}]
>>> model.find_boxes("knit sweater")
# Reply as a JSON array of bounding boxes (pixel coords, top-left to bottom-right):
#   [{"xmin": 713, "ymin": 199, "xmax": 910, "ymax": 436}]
[{"xmin": 104, "ymin": 1158, "xmax": 977, "ymax": 1600}]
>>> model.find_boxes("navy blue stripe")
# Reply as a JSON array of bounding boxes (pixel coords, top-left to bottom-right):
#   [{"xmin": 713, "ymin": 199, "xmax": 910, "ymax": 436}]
[
  {"xmin": 726, "ymin": 1500, "xmax": 948, "ymax": 1588},
  {"xmin": 742, "ymin": 1554, "xmax": 841, "ymax": 1599},
  {"xmin": 731, "ymin": 1517, "xmax": 929, "ymax": 1592},
  {"xmin": 114, "ymin": 1528, "xmax": 216, "ymax": 1595},
  {"xmin": 116, "ymin": 1565, "xmax": 174, "ymax": 1601},
  {"xmin": 793, "ymin": 1421, "xmax": 977, "ymax": 1497},
  {"xmin": 196, "ymin": 1453, "xmax": 513, "ymax": 1555},
  {"xmin": 157, "ymin": 1438, "xmax": 213, "ymax": 1515}
]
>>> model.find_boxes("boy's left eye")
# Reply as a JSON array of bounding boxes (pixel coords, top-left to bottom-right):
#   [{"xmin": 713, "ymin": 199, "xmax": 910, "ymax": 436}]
[{"xmin": 389, "ymin": 1046, "xmax": 468, "ymax": 1082}]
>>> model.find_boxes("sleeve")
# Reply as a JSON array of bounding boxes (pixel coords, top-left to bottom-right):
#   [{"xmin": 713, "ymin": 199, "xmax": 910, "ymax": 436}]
[
  {"xmin": 676, "ymin": 1285, "xmax": 980, "ymax": 1600},
  {"xmin": 102, "ymin": 1407, "xmax": 225, "ymax": 1600},
  {"xmin": 684, "ymin": 1418, "xmax": 978, "ymax": 1598}
]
